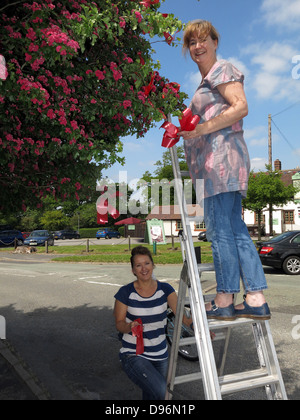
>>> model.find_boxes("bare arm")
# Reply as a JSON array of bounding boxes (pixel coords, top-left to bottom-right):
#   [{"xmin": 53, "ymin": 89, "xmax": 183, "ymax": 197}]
[
  {"xmin": 114, "ymin": 299, "xmax": 139, "ymax": 334},
  {"xmin": 180, "ymin": 81, "xmax": 248, "ymax": 140},
  {"xmin": 168, "ymin": 292, "xmax": 193, "ymax": 327}
]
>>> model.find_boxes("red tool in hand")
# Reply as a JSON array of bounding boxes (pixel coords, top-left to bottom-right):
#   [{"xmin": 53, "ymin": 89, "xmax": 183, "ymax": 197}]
[
  {"xmin": 161, "ymin": 108, "xmax": 200, "ymax": 148},
  {"xmin": 131, "ymin": 318, "xmax": 144, "ymax": 355}
]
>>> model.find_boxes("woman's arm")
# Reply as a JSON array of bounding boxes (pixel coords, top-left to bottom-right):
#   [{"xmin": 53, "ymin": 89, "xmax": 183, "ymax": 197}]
[
  {"xmin": 180, "ymin": 81, "xmax": 248, "ymax": 140},
  {"xmin": 114, "ymin": 299, "xmax": 139, "ymax": 334},
  {"xmin": 167, "ymin": 292, "xmax": 193, "ymax": 327}
]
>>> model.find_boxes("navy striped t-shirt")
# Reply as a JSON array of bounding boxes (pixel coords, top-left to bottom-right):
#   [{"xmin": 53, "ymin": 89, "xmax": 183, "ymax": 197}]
[{"xmin": 114, "ymin": 281, "xmax": 175, "ymax": 361}]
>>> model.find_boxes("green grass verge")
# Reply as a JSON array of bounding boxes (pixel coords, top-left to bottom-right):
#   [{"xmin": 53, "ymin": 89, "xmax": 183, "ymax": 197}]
[
  {"xmin": 0, "ymin": 242, "xmax": 214, "ymax": 264},
  {"xmin": 50, "ymin": 243, "xmax": 213, "ymax": 264}
]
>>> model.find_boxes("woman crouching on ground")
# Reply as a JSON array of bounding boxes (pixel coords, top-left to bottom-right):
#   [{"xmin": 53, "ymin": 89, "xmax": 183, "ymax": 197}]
[{"xmin": 114, "ymin": 246, "xmax": 190, "ymax": 400}]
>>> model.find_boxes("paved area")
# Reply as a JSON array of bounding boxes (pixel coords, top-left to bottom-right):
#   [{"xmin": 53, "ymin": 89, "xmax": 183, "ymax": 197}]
[{"xmin": 0, "ymin": 251, "xmax": 299, "ymax": 400}]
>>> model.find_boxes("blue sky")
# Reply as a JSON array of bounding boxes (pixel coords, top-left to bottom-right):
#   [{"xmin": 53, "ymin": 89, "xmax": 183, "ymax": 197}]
[{"xmin": 102, "ymin": 0, "xmax": 300, "ymax": 187}]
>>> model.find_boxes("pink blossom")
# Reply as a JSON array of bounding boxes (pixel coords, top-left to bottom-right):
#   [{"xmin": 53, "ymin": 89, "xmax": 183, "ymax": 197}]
[
  {"xmin": 29, "ymin": 43, "xmax": 39, "ymax": 52},
  {"xmin": 95, "ymin": 70, "xmax": 105, "ymax": 80},
  {"xmin": 113, "ymin": 69, "xmax": 122, "ymax": 81},
  {"xmin": 47, "ymin": 109, "xmax": 56, "ymax": 119},
  {"xmin": 59, "ymin": 116, "xmax": 67, "ymax": 126},
  {"xmin": 133, "ymin": 10, "xmax": 142, "ymax": 23},
  {"xmin": 31, "ymin": 56, "xmax": 45, "ymax": 71},
  {"xmin": 26, "ymin": 28, "xmax": 37, "ymax": 41},
  {"xmin": 61, "ymin": 178, "xmax": 71, "ymax": 184},
  {"xmin": 138, "ymin": 91, "xmax": 146, "ymax": 104},
  {"xmin": 8, "ymin": 163, "xmax": 15, "ymax": 173},
  {"xmin": 123, "ymin": 56, "xmax": 133, "ymax": 64},
  {"xmin": 123, "ymin": 100, "xmax": 132, "ymax": 109},
  {"xmin": 25, "ymin": 53, "xmax": 32, "ymax": 62},
  {"xmin": 70, "ymin": 120, "xmax": 79, "ymax": 130}
]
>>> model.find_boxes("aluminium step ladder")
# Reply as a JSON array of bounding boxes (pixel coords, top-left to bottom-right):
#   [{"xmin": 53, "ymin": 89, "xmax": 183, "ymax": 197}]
[{"xmin": 165, "ymin": 131, "xmax": 288, "ymax": 400}]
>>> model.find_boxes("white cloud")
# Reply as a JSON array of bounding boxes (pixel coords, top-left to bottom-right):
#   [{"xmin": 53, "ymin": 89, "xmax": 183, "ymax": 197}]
[
  {"xmin": 242, "ymin": 42, "xmax": 300, "ymax": 101},
  {"xmin": 250, "ymin": 157, "xmax": 268, "ymax": 172},
  {"xmin": 261, "ymin": 0, "xmax": 300, "ymax": 31},
  {"xmin": 249, "ymin": 137, "xmax": 268, "ymax": 147},
  {"xmin": 244, "ymin": 125, "xmax": 268, "ymax": 148}
]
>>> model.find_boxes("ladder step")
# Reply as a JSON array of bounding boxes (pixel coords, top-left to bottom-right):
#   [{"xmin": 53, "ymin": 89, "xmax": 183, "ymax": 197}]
[
  {"xmin": 174, "ymin": 372, "xmax": 202, "ymax": 385},
  {"xmin": 179, "ymin": 332, "xmax": 225, "ymax": 347},
  {"xmin": 173, "ymin": 368, "xmax": 279, "ymax": 395},
  {"xmin": 198, "ymin": 263, "xmax": 215, "ymax": 273},
  {"xmin": 208, "ymin": 317, "xmax": 258, "ymax": 330},
  {"xmin": 220, "ymin": 371, "xmax": 279, "ymax": 395}
]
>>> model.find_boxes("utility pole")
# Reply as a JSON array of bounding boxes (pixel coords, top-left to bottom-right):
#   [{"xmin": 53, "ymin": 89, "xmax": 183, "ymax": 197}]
[
  {"xmin": 268, "ymin": 114, "xmax": 272, "ymax": 169},
  {"xmin": 268, "ymin": 114, "xmax": 273, "ymax": 236}
]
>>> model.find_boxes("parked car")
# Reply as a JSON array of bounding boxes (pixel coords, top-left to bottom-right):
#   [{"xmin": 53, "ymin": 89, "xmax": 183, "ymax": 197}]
[
  {"xmin": 24, "ymin": 230, "xmax": 54, "ymax": 247},
  {"xmin": 96, "ymin": 228, "xmax": 121, "ymax": 240},
  {"xmin": 198, "ymin": 231, "xmax": 207, "ymax": 242},
  {"xmin": 0, "ymin": 230, "xmax": 24, "ymax": 247},
  {"xmin": 257, "ymin": 231, "xmax": 300, "ymax": 275},
  {"xmin": 53, "ymin": 230, "xmax": 80, "ymax": 240}
]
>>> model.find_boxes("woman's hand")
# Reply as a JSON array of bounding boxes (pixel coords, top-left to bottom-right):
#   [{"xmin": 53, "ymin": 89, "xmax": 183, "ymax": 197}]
[
  {"xmin": 130, "ymin": 320, "xmax": 141, "ymax": 330},
  {"xmin": 179, "ymin": 127, "xmax": 202, "ymax": 141}
]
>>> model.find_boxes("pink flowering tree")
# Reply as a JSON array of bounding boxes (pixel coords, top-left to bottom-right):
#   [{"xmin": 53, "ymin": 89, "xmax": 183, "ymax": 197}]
[{"xmin": 0, "ymin": 0, "xmax": 188, "ymax": 212}]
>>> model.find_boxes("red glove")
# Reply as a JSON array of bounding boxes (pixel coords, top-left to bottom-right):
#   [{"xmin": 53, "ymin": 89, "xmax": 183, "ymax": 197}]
[{"xmin": 131, "ymin": 318, "xmax": 144, "ymax": 355}]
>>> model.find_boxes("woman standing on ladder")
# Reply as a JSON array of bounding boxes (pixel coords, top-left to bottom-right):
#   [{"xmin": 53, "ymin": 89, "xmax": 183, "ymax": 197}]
[{"xmin": 179, "ymin": 20, "xmax": 270, "ymax": 321}]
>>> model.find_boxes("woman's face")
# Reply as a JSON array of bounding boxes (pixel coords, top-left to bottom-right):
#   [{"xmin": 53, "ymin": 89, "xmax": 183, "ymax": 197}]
[
  {"xmin": 189, "ymin": 33, "xmax": 218, "ymax": 67},
  {"xmin": 132, "ymin": 254, "xmax": 154, "ymax": 282}
]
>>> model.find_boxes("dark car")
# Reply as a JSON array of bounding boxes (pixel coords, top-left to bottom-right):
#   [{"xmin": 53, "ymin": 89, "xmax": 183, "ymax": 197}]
[
  {"xmin": 257, "ymin": 231, "xmax": 300, "ymax": 275},
  {"xmin": 24, "ymin": 230, "xmax": 54, "ymax": 247},
  {"xmin": 197, "ymin": 231, "xmax": 207, "ymax": 242},
  {"xmin": 53, "ymin": 230, "xmax": 80, "ymax": 240},
  {"xmin": 96, "ymin": 228, "xmax": 121, "ymax": 240},
  {"xmin": 0, "ymin": 230, "xmax": 24, "ymax": 247}
]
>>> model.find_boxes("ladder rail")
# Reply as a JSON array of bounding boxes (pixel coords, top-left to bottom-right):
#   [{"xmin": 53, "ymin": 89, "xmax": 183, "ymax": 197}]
[
  {"xmin": 169, "ymin": 142, "xmax": 221, "ymax": 400},
  {"xmin": 165, "ymin": 264, "xmax": 189, "ymax": 400}
]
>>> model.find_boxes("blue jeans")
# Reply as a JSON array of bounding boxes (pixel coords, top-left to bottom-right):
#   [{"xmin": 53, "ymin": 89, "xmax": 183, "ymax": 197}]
[
  {"xmin": 120, "ymin": 353, "xmax": 168, "ymax": 400},
  {"xmin": 204, "ymin": 192, "xmax": 268, "ymax": 294}
]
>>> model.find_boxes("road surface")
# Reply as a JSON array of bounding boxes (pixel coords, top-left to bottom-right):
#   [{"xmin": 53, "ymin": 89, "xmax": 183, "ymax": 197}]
[{"xmin": 0, "ymin": 252, "xmax": 299, "ymax": 400}]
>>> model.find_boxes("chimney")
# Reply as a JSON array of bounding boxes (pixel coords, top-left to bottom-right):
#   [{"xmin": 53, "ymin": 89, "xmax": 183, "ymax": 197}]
[{"xmin": 274, "ymin": 159, "xmax": 282, "ymax": 171}]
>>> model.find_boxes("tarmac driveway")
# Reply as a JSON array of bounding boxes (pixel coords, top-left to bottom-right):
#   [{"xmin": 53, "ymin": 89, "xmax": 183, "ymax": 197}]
[{"xmin": 0, "ymin": 252, "xmax": 299, "ymax": 400}]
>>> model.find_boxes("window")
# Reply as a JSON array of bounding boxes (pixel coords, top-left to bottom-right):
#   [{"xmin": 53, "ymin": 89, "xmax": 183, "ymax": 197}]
[
  {"xmin": 292, "ymin": 234, "xmax": 300, "ymax": 244},
  {"xmin": 284, "ymin": 210, "xmax": 294, "ymax": 224},
  {"xmin": 255, "ymin": 213, "xmax": 265, "ymax": 224},
  {"xmin": 176, "ymin": 221, "xmax": 183, "ymax": 231},
  {"xmin": 194, "ymin": 221, "xmax": 206, "ymax": 231}
]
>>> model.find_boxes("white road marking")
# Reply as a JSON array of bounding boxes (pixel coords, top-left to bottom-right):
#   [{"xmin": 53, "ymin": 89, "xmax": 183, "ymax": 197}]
[{"xmin": 78, "ymin": 275, "xmax": 108, "ymax": 280}]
